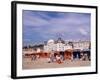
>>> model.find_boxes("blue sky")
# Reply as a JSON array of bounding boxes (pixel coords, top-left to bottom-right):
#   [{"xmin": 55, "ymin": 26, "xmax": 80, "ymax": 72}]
[{"xmin": 23, "ymin": 10, "xmax": 91, "ymax": 45}]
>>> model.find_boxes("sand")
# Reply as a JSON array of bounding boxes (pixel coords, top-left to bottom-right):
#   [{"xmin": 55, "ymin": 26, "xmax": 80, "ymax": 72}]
[{"xmin": 22, "ymin": 57, "xmax": 91, "ymax": 69}]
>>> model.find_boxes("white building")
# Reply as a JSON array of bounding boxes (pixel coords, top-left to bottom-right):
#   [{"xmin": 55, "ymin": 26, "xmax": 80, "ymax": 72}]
[
  {"xmin": 73, "ymin": 41, "xmax": 90, "ymax": 50},
  {"xmin": 44, "ymin": 38, "xmax": 72, "ymax": 52},
  {"xmin": 44, "ymin": 38, "xmax": 90, "ymax": 52}
]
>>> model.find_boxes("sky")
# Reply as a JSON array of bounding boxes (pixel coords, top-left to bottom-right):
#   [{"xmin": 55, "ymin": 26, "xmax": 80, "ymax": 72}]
[{"xmin": 23, "ymin": 10, "xmax": 91, "ymax": 45}]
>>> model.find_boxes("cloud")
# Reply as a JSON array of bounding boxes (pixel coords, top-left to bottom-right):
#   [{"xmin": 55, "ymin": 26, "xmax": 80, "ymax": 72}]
[
  {"xmin": 78, "ymin": 28, "xmax": 88, "ymax": 36},
  {"xmin": 23, "ymin": 14, "xmax": 49, "ymax": 27},
  {"xmin": 23, "ymin": 10, "xmax": 91, "ymax": 44}
]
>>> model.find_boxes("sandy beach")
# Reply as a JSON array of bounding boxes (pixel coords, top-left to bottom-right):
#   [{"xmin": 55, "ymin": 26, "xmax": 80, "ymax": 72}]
[{"xmin": 22, "ymin": 57, "xmax": 90, "ymax": 69}]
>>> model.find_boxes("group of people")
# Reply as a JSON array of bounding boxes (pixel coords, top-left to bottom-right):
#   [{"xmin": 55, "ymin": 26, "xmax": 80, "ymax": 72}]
[
  {"xmin": 47, "ymin": 51, "xmax": 65, "ymax": 64},
  {"xmin": 47, "ymin": 50, "xmax": 90, "ymax": 64},
  {"xmin": 31, "ymin": 54, "xmax": 40, "ymax": 61},
  {"xmin": 30, "ymin": 50, "xmax": 90, "ymax": 64}
]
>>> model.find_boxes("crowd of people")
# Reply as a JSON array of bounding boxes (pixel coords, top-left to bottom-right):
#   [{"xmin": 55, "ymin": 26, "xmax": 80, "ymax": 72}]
[
  {"xmin": 29, "ymin": 50, "xmax": 90, "ymax": 64},
  {"xmin": 47, "ymin": 51, "xmax": 64, "ymax": 64}
]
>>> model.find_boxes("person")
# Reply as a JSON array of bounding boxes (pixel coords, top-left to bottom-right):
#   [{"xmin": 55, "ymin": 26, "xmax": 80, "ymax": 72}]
[
  {"xmin": 50, "ymin": 50, "xmax": 55, "ymax": 62},
  {"xmin": 47, "ymin": 56, "xmax": 51, "ymax": 63},
  {"xmin": 36, "ymin": 54, "xmax": 40, "ymax": 59},
  {"xmin": 60, "ymin": 51, "xmax": 65, "ymax": 61},
  {"xmin": 80, "ymin": 52, "xmax": 84, "ymax": 60},
  {"xmin": 47, "ymin": 52, "xmax": 54, "ymax": 63},
  {"xmin": 56, "ymin": 54, "xmax": 62, "ymax": 64},
  {"xmin": 31, "ymin": 54, "xmax": 36, "ymax": 61}
]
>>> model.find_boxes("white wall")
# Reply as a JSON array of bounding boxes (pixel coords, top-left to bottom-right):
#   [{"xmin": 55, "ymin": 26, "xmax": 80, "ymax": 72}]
[{"xmin": 0, "ymin": 0, "xmax": 99, "ymax": 80}]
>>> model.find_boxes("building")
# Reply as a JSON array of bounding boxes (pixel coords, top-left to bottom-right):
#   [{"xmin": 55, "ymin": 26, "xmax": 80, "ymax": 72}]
[
  {"xmin": 44, "ymin": 38, "xmax": 72, "ymax": 52},
  {"xmin": 44, "ymin": 38, "xmax": 90, "ymax": 52},
  {"xmin": 73, "ymin": 41, "xmax": 90, "ymax": 50}
]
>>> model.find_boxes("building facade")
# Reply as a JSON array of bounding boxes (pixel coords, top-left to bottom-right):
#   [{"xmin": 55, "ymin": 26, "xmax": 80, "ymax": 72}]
[{"xmin": 44, "ymin": 38, "xmax": 90, "ymax": 52}]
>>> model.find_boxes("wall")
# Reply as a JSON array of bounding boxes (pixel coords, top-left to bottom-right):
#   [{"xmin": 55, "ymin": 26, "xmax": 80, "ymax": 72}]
[{"xmin": 0, "ymin": 0, "xmax": 99, "ymax": 80}]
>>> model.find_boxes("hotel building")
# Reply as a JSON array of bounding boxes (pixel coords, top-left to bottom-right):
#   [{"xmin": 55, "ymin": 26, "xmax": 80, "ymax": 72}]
[{"xmin": 44, "ymin": 38, "xmax": 90, "ymax": 52}]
